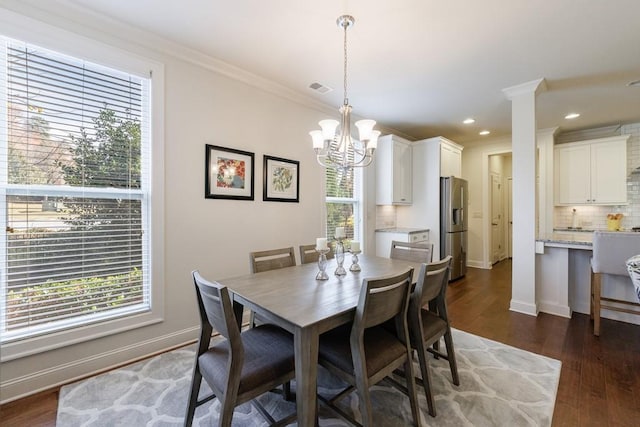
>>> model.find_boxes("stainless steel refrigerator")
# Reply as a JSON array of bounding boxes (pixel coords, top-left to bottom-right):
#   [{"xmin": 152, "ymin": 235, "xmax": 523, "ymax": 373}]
[{"xmin": 440, "ymin": 176, "xmax": 468, "ymax": 281}]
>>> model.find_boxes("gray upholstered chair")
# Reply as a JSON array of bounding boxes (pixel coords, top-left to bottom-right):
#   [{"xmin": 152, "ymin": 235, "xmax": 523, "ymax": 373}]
[
  {"xmin": 590, "ymin": 231, "xmax": 640, "ymax": 336},
  {"xmin": 407, "ymin": 255, "xmax": 458, "ymax": 417},
  {"xmin": 185, "ymin": 271, "xmax": 296, "ymax": 427},
  {"xmin": 299, "ymin": 243, "xmax": 335, "ymax": 265},
  {"xmin": 317, "ymin": 268, "xmax": 421, "ymax": 427},
  {"xmin": 390, "ymin": 240, "xmax": 433, "ymax": 263}
]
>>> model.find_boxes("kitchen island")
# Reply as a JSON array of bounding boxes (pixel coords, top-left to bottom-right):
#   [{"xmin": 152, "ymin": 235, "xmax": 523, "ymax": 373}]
[{"xmin": 536, "ymin": 232, "xmax": 640, "ymax": 325}]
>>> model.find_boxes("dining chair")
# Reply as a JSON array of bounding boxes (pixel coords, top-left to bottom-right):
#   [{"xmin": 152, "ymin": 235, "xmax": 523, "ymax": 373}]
[
  {"xmin": 250, "ymin": 246, "xmax": 296, "ymax": 273},
  {"xmin": 590, "ymin": 231, "xmax": 640, "ymax": 336},
  {"xmin": 299, "ymin": 243, "xmax": 335, "ymax": 265},
  {"xmin": 317, "ymin": 268, "xmax": 421, "ymax": 427},
  {"xmin": 248, "ymin": 246, "xmax": 297, "ymax": 327},
  {"xmin": 407, "ymin": 255, "xmax": 458, "ymax": 417},
  {"xmin": 185, "ymin": 271, "xmax": 296, "ymax": 427},
  {"xmin": 390, "ymin": 240, "xmax": 433, "ymax": 263}
]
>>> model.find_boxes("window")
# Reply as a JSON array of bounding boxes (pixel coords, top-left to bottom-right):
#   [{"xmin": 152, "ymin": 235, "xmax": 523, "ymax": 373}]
[
  {"xmin": 325, "ymin": 165, "xmax": 362, "ymax": 243},
  {"xmin": 0, "ymin": 33, "xmax": 164, "ymax": 360}
]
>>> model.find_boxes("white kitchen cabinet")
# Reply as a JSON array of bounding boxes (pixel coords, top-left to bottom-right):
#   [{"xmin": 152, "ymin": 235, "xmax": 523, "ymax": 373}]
[
  {"xmin": 376, "ymin": 135, "xmax": 412, "ymax": 205},
  {"xmin": 375, "ymin": 228, "xmax": 429, "ymax": 258},
  {"xmin": 554, "ymin": 135, "xmax": 629, "ymax": 205},
  {"xmin": 440, "ymin": 140, "xmax": 463, "ymax": 177}
]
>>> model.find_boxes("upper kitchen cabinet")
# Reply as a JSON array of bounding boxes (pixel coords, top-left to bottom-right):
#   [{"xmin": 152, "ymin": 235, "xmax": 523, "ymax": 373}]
[
  {"xmin": 440, "ymin": 139, "xmax": 463, "ymax": 177},
  {"xmin": 554, "ymin": 135, "xmax": 629, "ymax": 205},
  {"xmin": 376, "ymin": 134, "xmax": 412, "ymax": 205}
]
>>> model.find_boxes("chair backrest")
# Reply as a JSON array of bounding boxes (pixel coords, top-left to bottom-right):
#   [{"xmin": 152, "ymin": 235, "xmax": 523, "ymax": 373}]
[
  {"xmin": 250, "ymin": 247, "xmax": 296, "ymax": 273},
  {"xmin": 353, "ymin": 268, "xmax": 414, "ymax": 332},
  {"xmin": 592, "ymin": 231, "xmax": 640, "ymax": 276},
  {"xmin": 390, "ymin": 240, "xmax": 433, "ymax": 263},
  {"xmin": 409, "ymin": 256, "xmax": 452, "ymax": 317},
  {"xmin": 192, "ymin": 270, "xmax": 243, "ymax": 358},
  {"xmin": 299, "ymin": 244, "xmax": 335, "ymax": 264}
]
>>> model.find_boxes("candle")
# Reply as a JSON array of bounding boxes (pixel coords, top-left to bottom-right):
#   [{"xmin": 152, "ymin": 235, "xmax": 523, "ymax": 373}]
[
  {"xmin": 350, "ymin": 241, "xmax": 360, "ymax": 252},
  {"xmin": 335, "ymin": 227, "xmax": 346, "ymax": 238},
  {"xmin": 316, "ymin": 237, "xmax": 328, "ymax": 250}
]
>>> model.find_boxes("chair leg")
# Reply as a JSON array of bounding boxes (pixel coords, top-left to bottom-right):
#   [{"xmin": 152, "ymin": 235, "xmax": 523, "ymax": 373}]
[
  {"xmin": 218, "ymin": 393, "xmax": 236, "ymax": 427},
  {"xmin": 443, "ymin": 330, "xmax": 460, "ymax": 386},
  {"xmin": 351, "ymin": 356, "xmax": 374, "ymax": 427},
  {"xmin": 185, "ymin": 368, "xmax": 203, "ymax": 427},
  {"xmin": 415, "ymin": 343, "xmax": 436, "ymax": 417},
  {"xmin": 590, "ymin": 270, "xmax": 594, "ymax": 320},
  {"xmin": 593, "ymin": 273, "xmax": 602, "ymax": 336},
  {"xmin": 283, "ymin": 381, "xmax": 293, "ymax": 401},
  {"xmin": 403, "ymin": 355, "xmax": 422, "ymax": 426}
]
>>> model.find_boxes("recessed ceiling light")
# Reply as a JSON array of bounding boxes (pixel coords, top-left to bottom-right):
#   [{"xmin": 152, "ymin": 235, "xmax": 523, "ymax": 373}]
[
  {"xmin": 479, "ymin": 130, "xmax": 490, "ymax": 136},
  {"xmin": 463, "ymin": 118, "xmax": 475, "ymax": 124},
  {"xmin": 565, "ymin": 113, "xmax": 580, "ymax": 119},
  {"xmin": 628, "ymin": 79, "xmax": 640, "ymax": 87}
]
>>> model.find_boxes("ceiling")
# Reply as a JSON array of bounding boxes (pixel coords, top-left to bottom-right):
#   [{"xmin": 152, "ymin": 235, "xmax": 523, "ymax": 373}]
[{"xmin": 13, "ymin": 0, "xmax": 640, "ymax": 143}]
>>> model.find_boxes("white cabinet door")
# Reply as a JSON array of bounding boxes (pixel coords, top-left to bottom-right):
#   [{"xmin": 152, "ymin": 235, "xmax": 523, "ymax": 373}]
[
  {"xmin": 590, "ymin": 140, "xmax": 627, "ymax": 204},
  {"xmin": 376, "ymin": 135, "xmax": 412, "ymax": 205},
  {"xmin": 554, "ymin": 136, "xmax": 628, "ymax": 205},
  {"xmin": 441, "ymin": 143, "xmax": 462, "ymax": 177},
  {"xmin": 393, "ymin": 141, "xmax": 412, "ymax": 204},
  {"xmin": 555, "ymin": 144, "xmax": 591, "ymax": 204}
]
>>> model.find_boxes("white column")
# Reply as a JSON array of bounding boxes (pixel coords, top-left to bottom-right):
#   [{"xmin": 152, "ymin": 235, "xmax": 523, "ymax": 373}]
[{"xmin": 502, "ymin": 78, "xmax": 546, "ymax": 316}]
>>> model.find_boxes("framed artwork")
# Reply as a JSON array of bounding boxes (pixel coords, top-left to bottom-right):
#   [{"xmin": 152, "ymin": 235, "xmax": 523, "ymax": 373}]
[
  {"xmin": 205, "ymin": 144, "xmax": 254, "ymax": 200},
  {"xmin": 263, "ymin": 155, "xmax": 300, "ymax": 202}
]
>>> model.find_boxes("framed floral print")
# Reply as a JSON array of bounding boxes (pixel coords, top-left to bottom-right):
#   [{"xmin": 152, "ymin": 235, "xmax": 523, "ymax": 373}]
[
  {"xmin": 205, "ymin": 144, "xmax": 254, "ymax": 200},
  {"xmin": 263, "ymin": 155, "xmax": 300, "ymax": 202}
]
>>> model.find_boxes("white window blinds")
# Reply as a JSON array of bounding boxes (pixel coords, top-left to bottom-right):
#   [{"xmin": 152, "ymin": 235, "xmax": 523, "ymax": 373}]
[{"xmin": 0, "ymin": 37, "xmax": 151, "ymax": 343}]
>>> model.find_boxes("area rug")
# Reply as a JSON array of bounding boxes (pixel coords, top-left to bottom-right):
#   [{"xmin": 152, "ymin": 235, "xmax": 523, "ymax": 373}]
[{"xmin": 57, "ymin": 329, "xmax": 561, "ymax": 426}]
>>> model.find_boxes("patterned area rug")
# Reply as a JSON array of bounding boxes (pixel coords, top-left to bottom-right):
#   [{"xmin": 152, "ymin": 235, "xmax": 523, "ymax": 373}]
[{"xmin": 57, "ymin": 329, "xmax": 561, "ymax": 426}]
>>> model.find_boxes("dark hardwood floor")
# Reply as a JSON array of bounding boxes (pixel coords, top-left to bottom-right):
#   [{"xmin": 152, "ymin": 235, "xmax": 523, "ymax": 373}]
[{"xmin": 2, "ymin": 259, "xmax": 639, "ymax": 426}]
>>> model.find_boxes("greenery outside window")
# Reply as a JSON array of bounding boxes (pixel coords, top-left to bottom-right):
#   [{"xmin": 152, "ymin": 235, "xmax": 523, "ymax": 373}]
[
  {"xmin": 325, "ymin": 164, "xmax": 362, "ymax": 244},
  {"xmin": 0, "ymin": 33, "xmax": 164, "ymax": 360}
]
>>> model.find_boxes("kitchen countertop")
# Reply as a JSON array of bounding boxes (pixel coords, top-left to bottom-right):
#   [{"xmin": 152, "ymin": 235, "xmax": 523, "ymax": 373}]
[
  {"xmin": 537, "ymin": 232, "xmax": 593, "ymax": 249},
  {"xmin": 375, "ymin": 227, "xmax": 429, "ymax": 234}
]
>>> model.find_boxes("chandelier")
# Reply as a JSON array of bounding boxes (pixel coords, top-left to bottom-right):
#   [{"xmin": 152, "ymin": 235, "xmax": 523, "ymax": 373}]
[{"xmin": 309, "ymin": 15, "xmax": 379, "ymax": 171}]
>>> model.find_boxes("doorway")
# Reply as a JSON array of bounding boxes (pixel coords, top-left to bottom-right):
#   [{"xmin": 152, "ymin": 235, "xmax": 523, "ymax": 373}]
[{"xmin": 488, "ymin": 153, "xmax": 512, "ymax": 265}]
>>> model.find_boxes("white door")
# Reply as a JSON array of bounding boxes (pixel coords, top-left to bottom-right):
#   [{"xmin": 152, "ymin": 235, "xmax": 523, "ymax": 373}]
[{"xmin": 490, "ymin": 173, "xmax": 503, "ymax": 264}]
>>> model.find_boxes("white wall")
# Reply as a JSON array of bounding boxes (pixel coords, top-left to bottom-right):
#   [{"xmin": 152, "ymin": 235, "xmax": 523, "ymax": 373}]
[{"xmin": 0, "ymin": 4, "xmax": 329, "ymax": 402}]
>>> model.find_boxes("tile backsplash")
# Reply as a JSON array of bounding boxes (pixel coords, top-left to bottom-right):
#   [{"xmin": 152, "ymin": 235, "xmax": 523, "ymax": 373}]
[
  {"xmin": 554, "ymin": 122, "xmax": 640, "ymax": 230},
  {"xmin": 375, "ymin": 205, "xmax": 397, "ymax": 229}
]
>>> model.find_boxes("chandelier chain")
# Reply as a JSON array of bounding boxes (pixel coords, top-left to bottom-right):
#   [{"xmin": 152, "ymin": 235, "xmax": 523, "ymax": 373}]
[{"xmin": 343, "ymin": 20, "xmax": 348, "ymax": 105}]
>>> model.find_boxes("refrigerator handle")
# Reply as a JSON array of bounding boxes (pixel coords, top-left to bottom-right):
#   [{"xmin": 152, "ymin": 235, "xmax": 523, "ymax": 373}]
[{"xmin": 453, "ymin": 208, "xmax": 462, "ymax": 225}]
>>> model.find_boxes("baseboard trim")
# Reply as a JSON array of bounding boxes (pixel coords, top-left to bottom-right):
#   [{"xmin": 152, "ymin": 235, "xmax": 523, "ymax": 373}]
[
  {"xmin": 538, "ymin": 301, "xmax": 571, "ymax": 318},
  {"xmin": 467, "ymin": 260, "xmax": 488, "ymax": 269},
  {"xmin": 509, "ymin": 299, "xmax": 539, "ymax": 317},
  {"xmin": 0, "ymin": 326, "xmax": 199, "ymax": 404}
]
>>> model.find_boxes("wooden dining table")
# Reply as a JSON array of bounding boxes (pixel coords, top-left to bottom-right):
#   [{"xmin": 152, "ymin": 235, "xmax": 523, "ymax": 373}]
[{"xmin": 218, "ymin": 254, "xmax": 421, "ymax": 427}]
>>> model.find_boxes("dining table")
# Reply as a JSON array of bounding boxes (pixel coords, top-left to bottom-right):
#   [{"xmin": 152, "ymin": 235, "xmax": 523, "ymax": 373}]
[{"xmin": 218, "ymin": 254, "xmax": 422, "ymax": 427}]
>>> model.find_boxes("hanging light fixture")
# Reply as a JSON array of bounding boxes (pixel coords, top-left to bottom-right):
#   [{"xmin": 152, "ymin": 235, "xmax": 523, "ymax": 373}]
[{"xmin": 309, "ymin": 15, "xmax": 379, "ymax": 171}]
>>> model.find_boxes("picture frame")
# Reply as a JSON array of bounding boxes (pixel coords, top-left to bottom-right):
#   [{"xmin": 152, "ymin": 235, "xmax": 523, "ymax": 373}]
[
  {"xmin": 205, "ymin": 144, "xmax": 254, "ymax": 200},
  {"xmin": 263, "ymin": 155, "xmax": 300, "ymax": 202}
]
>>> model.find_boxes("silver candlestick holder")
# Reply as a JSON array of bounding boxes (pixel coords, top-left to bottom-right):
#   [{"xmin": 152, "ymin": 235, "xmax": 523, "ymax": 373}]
[
  {"xmin": 315, "ymin": 248, "xmax": 330, "ymax": 280},
  {"xmin": 349, "ymin": 250, "xmax": 361, "ymax": 272},
  {"xmin": 334, "ymin": 238, "xmax": 347, "ymax": 276}
]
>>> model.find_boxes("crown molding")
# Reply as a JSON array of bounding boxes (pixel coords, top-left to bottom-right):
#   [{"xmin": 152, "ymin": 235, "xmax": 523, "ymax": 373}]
[{"xmin": 0, "ymin": 0, "xmax": 411, "ymax": 139}]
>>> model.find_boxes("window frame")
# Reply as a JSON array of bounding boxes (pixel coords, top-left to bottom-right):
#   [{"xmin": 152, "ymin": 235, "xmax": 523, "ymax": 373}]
[
  {"xmin": 325, "ymin": 167, "xmax": 363, "ymax": 242},
  {"xmin": 0, "ymin": 14, "xmax": 165, "ymax": 362}
]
